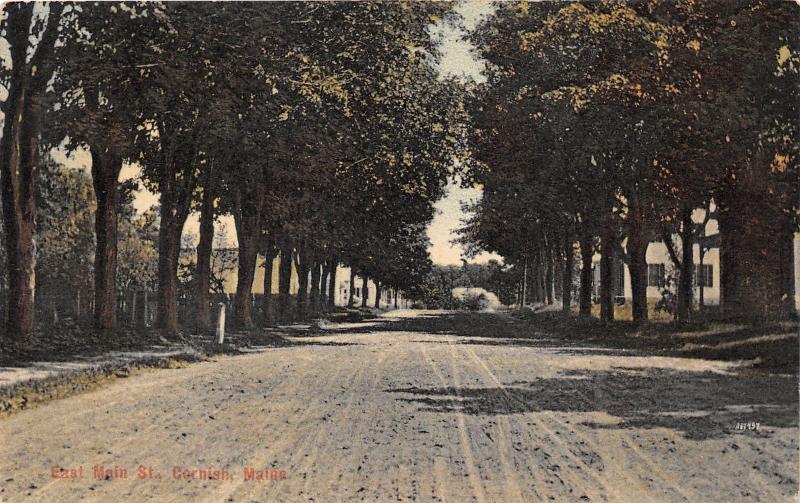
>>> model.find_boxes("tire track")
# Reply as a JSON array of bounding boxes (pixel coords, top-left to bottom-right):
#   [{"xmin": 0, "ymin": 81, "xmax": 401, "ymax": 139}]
[
  {"xmin": 520, "ymin": 334, "xmax": 697, "ymax": 502},
  {"xmin": 419, "ymin": 342, "xmax": 488, "ymax": 503},
  {"xmin": 456, "ymin": 339, "xmax": 639, "ymax": 503},
  {"xmin": 211, "ymin": 355, "xmax": 352, "ymax": 503},
  {"xmin": 442, "ymin": 337, "xmax": 528, "ymax": 503},
  {"xmin": 295, "ymin": 346, "xmax": 381, "ymax": 499}
]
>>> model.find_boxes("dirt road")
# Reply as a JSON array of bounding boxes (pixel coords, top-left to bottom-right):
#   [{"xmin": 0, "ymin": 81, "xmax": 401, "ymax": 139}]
[{"xmin": 1, "ymin": 310, "xmax": 797, "ymax": 502}]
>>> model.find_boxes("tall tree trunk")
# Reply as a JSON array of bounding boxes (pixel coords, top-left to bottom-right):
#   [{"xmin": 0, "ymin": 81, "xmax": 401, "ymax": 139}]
[
  {"xmin": 327, "ymin": 258, "xmax": 337, "ymax": 309},
  {"xmin": 194, "ymin": 187, "xmax": 214, "ymax": 331},
  {"xmin": 718, "ymin": 165, "xmax": 796, "ymax": 319},
  {"xmin": 520, "ymin": 256, "xmax": 527, "ymax": 309},
  {"xmin": 626, "ymin": 203, "xmax": 649, "ymax": 323},
  {"xmin": 361, "ymin": 274, "xmax": 369, "ymax": 308},
  {"xmin": 531, "ymin": 254, "xmax": 542, "ymax": 303},
  {"xmin": 156, "ymin": 223, "xmax": 182, "ymax": 334},
  {"xmin": 719, "ymin": 197, "xmax": 794, "ymax": 320},
  {"xmin": 309, "ymin": 261, "xmax": 321, "ymax": 316},
  {"xmin": 320, "ymin": 264, "xmax": 329, "ymax": 311},
  {"xmin": 1, "ymin": 83, "xmax": 37, "ymax": 340},
  {"xmin": 579, "ymin": 233, "xmax": 593, "ymax": 317},
  {"xmin": 394, "ymin": 289, "xmax": 399, "ymax": 309},
  {"xmin": 232, "ymin": 182, "xmax": 265, "ymax": 330},
  {"xmin": 261, "ymin": 245, "xmax": 277, "ymax": 326},
  {"xmin": 194, "ymin": 163, "xmax": 215, "ymax": 331},
  {"xmin": 600, "ymin": 221, "xmax": 615, "ymax": 322},
  {"xmin": 0, "ymin": 2, "xmax": 62, "ymax": 340},
  {"xmin": 278, "ymin": 245, "xmax": 293, "ymax": 321},
  {"xmin": 90, "ymin": 147, "xmax": 124, "ymax": 332},
  {"xmin": 0, "ymin": 17, "xmax": 36, "ymax": 339},
  {"xmin": 234, "ymin": 227, "xmax": 258, "ymax": 329},
  {"xmin": 375, "ymin": 281, "xmax": 382, "ymax": 309},
  {"xmin": 155, "ymin": 169, "xmax": 189, "ymax": 334},
  {"xmin": 296, "ymin": 248, "xmax": 310, "ymax": 318},
  {"xmin": 348, "ymin": 267, "xmax": 356, "ymax": 307},
  {"xmin": 544, "ymin": 244, "xmax": 554, "ymax": 305},
  {"xmin": 542, "ymin": 249, "xmax": 549, "ymax": 303},
  {"xmin": 155, "ymin": 135, "xmax": 199, "ymax": 335},
  {"xmin": 562, "ymin": 237, "xmax": 574, "ymax": 313},
  {"xmin": 677, "ymin": 207, "xmax": 694, "ymax": 323}
]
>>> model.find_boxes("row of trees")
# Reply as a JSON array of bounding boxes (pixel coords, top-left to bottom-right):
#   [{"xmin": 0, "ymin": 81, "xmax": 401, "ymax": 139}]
[
  {"xmin": 458, "ymin": 0, "xmax": 799, "ymax": 323},
  {"xmin": 1, "ymin": 2, "xmax": 467, "ymax": 339}
]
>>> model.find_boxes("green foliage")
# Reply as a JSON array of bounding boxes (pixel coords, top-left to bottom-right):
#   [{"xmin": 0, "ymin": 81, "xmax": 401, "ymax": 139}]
[
  {"xmin": 35, "ymin": 160, "xmax": 96, "ymax": 296},
  {"xmin": 116, "ymin": 207, "xmax": 159, "ymax": 293},
  {"xmin": 461, "ymin": 0, "xmax": 799, "ymax": 281},
  {"xmin": 412, "ymin": 261, "xmax": 520, "ymax": 308},
  {"xmin": 33, "ymin": 160, "xmax": 158, "ymax": 296}
]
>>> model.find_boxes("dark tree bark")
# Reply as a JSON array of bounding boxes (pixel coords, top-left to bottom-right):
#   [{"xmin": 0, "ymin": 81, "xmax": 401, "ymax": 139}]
[
  {"xmin": 154, "ymin": 126, "xmax": 199, "ymax": 335},
  {"xmin": 327, "ymin": 258, "xmax": 337, "ymax": 309},
  {"xmin": 677, "ymin": 207, "xmax": 694, "ymax": 323},
  {"xmin": 194, "ymin": 169, "xmax": 215, "ymax": 331},
  {"xmin": 394, "ymin": 289, "xmax": 399, "ymax": 309},
  {"xmin": 0, "ymin": 3, "xmax": 63, "ymax": 340},
  {"xmin": 233, "ymin": 225, "xmax": 258, "ymax": 329},
  {"xmin": 520, "ymin": 256, "xmax": 527, "ymax": 309},
  {"xmin": 361, "ymin": 274, "xmax": 369, "ymax": 308},
  {"xmin": 579, "ymin": 233, "xmax": 593, "ymax": 317},
  {"xmin": 261, "ymin": 243, "xmax": 277, "ymax": 326},
  {"xmin": 90, "ymin": 147, "xmax": 124, "ymax": 332},
  {"xmin": 626, "ymin": 203, "xmax": 649, "ymax": 323},
  {"xmin": 1, "ymin": 97, "xmax": 38, "ymax": 338},
  {"xmin": 155, "ymin": 161, "xmax": 191, "ymax": 334},
  {"xmin": 320, "ymin": 264, "xmax": 329, "ymax": 310},
  {"xmin": 562, "ymin": 237, "xmax": 574, "ymax": 313},
  {"xmin": 232, "ymin": 183, "xmax": 265, "ymax": 329},
  {"xmin": 155, "ymin": 222, "xmax": 183, "ymax": 334},
  {"xmin": 309, "ymin": 261, "xmax": 321, "ymax": 315},
  {"xmin": 296, "ymin": 248, "xmax": 310, "ymax": 318},
  {"xmin": 278, "ymin": 245, "xmax": 293, "ymax": 321},
  {"xmin": 1, "ymin": 100, "xmax": 38, "ymax": 339},
  {"xmin": 718, "ymin": 195, "xmax": 795, "ymax": 320},
  {"xmin": 599, "ymin": 222, "xmax": 616, "ymax": 322},
  {"xmin": 348, "ymin": 268, "xmax": 356, "ymax": 307},
  {"xmin": 544, "ymin": 243, "xmax": 555, "ymax": 305},
  {"xmin": 375, "ymin": 281, "xmax": 382, "ymax": 309},
  {"xmin": 532, "ymin": 254, "xmax": 543, "ymax": 303}
]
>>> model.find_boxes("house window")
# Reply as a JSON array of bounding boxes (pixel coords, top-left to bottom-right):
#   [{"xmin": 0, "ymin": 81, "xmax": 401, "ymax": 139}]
[
  {"xmin": 647, "ymin": 263, "xmax": 666, "ymax": 288},
  {"xmin": 694, "ymin": 264, "xmax": 713, "ymax": 288}
]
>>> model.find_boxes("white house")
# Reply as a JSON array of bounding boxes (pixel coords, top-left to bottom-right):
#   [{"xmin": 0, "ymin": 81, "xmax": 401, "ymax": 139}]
[
  {"xmin": 331, "ymin": 266, "xmax": 411, "ymax": 309},
  {"xmin": 591, "ymin": 207, "xmax": 800, "ymax": 310}
]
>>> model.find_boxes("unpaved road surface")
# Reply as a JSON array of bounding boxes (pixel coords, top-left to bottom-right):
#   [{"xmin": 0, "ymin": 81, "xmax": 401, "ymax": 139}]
[{"xmin": 1, "ymin": 310, "xmax": 797, "ymax": 502}]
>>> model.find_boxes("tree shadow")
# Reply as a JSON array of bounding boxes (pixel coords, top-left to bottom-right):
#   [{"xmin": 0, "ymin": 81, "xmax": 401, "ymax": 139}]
[
  {"xmin": 387, "ymin": 366, "xmax": 798, "ymax": 440},
  {"xmin": 321, "ymin": 310, "xmax": 799, "ymax": 369},
  {"xmin": 321, "ymin": 311, "xmax": 538, "ymax": 338}
]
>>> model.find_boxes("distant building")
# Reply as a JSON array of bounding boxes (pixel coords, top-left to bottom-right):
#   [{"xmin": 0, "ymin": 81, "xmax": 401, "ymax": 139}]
[{"xmin": 590, "ymin": 207, "xmax": 800, "ymax": 310}]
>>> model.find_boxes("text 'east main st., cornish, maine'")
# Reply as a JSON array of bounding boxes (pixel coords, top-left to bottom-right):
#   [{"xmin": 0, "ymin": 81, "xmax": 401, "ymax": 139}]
[{"xmin": 50, "ymin": 465, "xmax": 288, "ymax": 482}]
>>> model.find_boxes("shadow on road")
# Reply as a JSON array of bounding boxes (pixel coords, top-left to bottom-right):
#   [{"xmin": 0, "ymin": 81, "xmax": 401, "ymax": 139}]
[
  {"xmin": 321, "ymin": 310, "xmax": 799, "ymax": 369},
  {"xmin": 387, "ymin": 366, "xmax": 798, "ymax": 440}
]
